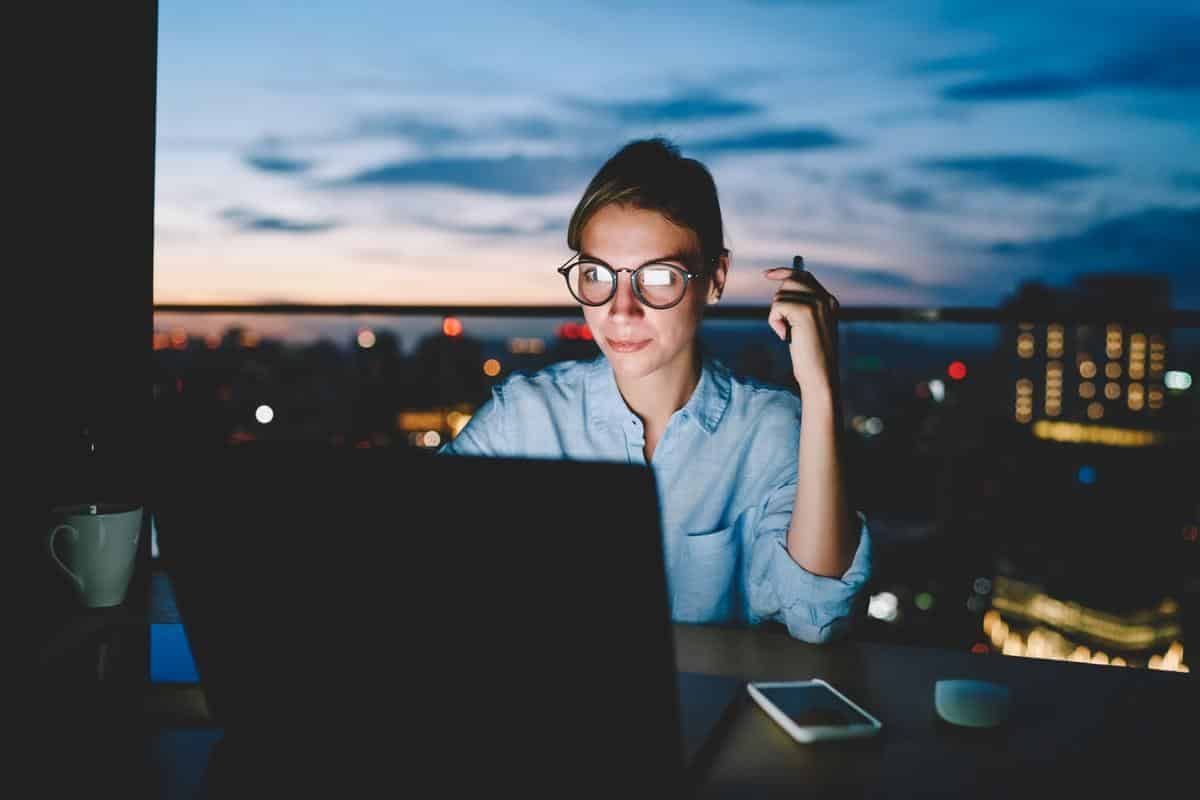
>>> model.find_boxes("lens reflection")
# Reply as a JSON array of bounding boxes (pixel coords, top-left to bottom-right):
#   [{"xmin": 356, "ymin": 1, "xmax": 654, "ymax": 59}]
[{"xmin": 564, "ymin": 261, "xmax": 690, "ymax": 309}]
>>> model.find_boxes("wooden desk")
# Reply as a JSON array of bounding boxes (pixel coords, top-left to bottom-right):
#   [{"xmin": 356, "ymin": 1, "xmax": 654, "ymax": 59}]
[
  {"xmin": 673, "ymin": 623, "xmax": 1196, "ymax": 797},
  {"xmin": 35, "ymin": 616, "xmax": 1196, "ymax": 798}
]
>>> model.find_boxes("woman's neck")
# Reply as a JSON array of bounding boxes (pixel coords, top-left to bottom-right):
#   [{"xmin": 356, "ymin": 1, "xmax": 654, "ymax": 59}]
[{"xmin": 613, "ymin": 344, "xmax": 702, "ymax": 430}]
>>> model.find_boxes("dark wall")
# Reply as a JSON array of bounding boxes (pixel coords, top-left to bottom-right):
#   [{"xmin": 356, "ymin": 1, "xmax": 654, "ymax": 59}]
[
  {"xmin": 19, "ymin": 3, "xmax": 158, "ymax": 634},
  {"xmin": 29, "ymin": 3, "xmax": 157, "ymax": 503}
]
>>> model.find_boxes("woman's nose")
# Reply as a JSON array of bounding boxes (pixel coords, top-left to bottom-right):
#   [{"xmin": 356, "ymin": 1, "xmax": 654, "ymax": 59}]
[{"xmin": 607, "ymin": 272, "xmax": 643, "ymax": 320}]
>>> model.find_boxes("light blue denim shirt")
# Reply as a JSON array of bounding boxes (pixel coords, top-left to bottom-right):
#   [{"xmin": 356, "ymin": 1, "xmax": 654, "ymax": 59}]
[{"xmin": 438, "ymin": 352, "xmax": 872, "ymax": 643}]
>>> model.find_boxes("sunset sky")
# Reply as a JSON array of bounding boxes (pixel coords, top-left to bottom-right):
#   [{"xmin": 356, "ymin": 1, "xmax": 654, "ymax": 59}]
[{"xmin": 154, "ymin": 0, "xmax": 1200, "ymax": 316}]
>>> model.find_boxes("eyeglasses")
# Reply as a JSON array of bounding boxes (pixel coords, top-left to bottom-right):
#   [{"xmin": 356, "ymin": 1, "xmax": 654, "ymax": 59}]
[{"xmin": 557, "ymin": 254, "xmax": 712, "ymax": 310}]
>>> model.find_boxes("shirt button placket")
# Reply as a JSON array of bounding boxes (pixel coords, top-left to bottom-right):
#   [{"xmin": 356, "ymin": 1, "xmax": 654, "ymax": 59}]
[{"xmin": 628, "ymin": 418, "xmax": 643, "ymax": 463}]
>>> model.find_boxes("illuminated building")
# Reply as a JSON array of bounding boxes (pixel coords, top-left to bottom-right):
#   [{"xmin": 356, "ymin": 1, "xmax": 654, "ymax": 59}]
[
  {"xmin": 982, "ymin": 275, "xmax": 1194, "ymax": 673},
  {"xmin": 978, "ymin": 577, "xmax": 1188, "ymax": 672},
  {"xmin": 1002, "ymin": 276, "xmax": 1173, "ymax": 446}
]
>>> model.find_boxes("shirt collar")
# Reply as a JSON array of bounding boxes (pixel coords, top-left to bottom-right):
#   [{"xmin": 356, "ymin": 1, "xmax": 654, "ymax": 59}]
[{"xmin": 585, "ymin": 348, "xmax": 731, "ymax": 435}]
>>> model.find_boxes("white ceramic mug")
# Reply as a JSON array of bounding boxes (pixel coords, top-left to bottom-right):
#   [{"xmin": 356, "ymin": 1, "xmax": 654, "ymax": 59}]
[{"xmin": 47, "ymin": 503, "xmax": 143, "ymax": 608}]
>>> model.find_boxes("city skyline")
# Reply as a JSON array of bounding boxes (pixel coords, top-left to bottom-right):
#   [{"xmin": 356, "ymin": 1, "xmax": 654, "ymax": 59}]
[
  {"xmin": 155, "ymin": 0, "xmax": 1200, "ymax": 328},
  {"xmin": 148, "ymin": 285, "xmax": 1197, "ymax": 665}
]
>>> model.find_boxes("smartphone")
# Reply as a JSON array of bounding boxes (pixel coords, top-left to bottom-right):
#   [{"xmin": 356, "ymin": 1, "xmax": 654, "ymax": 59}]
[{"xmin": 747, "ymin": 679, "xmax": 883, "ymax": 743}]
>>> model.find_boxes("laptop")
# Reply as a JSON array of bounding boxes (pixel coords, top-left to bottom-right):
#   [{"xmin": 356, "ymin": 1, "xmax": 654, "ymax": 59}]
[
  {"xmin": 152, "ymin": 441, "xmax": 738, "ymax": 795},
  {"xmin": 676, "ymin": 671, "xmax": 743, "ymax": 771}
]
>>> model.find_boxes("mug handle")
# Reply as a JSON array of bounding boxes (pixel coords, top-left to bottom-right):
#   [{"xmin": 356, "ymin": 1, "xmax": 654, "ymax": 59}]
[{"xmin": 48, "ymin": 524, "xmax": 86, "ymax": 594}]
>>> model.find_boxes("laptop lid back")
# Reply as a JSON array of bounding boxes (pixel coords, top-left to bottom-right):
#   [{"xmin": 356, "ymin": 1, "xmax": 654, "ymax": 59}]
[{"xmin": 153, "ymin": 443, "xmax": 684, "ymax": 792}]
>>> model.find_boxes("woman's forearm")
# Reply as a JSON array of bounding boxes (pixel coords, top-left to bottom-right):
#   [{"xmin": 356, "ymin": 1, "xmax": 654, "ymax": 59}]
[{"xmin": 785, "ymin": 387, "xmax": 858, "ymax": 577}]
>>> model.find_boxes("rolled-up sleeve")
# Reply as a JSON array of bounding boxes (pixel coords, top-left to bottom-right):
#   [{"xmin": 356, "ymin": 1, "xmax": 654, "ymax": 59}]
[{"xmin": 747, "ymin": 474, "xmax": 873, "ymax": 643}]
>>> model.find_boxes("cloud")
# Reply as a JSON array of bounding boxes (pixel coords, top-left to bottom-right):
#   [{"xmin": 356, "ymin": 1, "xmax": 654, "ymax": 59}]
[
  {"xmin": 909, "ymin": 52, "xmax": 1004, "ymax": 76},
  {"xmin": 818, "ymin": 265, "xmax": 932, "ymax": 291},
  {"xmin": 353, "ymin": 113, "xmax": 464, "ymax": 145},
  {"xmin": 942, "ymin": 74, "xmax": 1084, "ymax": 101},
  {"xmin": 941, "ymin": 29, "xmax": 1200, "ymax": 101},
  {"xmin": 916, "ymin": 155, "xmax": 1108, "ymax": 191},
  {"xmin": 1092, "ymin": 29, "xmax": 1200, "ymax": 91},
  {"xmin": 331, "ymin": 155, "xmax": 596, "ymax": 195},
  {"xmin": 494, "ymin": 115, "xmax": 561, "ymax": 139},
  {"xmin": 421, "ymin": 217, "xmax": 566, "ymax": 237},
  {"xmin": 573, "ymin": 91, "xmax": 761, "ymax": 124},
  {"xmin": 745, "ymin": 0, "xmax": 865, "ymax": 5},
  {"xmin": 868, "ymin": 104, "xmax": 973, "ymax": 128},
  {"xmin": 1175, "ymin": 172, "xmax": 1200, "ymax": 191},
  {"xmin": 688, "ymin": 127, "xmax": 851, "ymax": 154},
  {"xmin": 882, "ymin": 188, "xmax": 938, "ymax": 212},
  {"xmin": 220, "ymin": 207, "xmax": 338, "ymax": 234},
  {"xmin": 244, "ymin": 154, "xmax": 314, "ymax": 174},
  {"xmin": 987, "ymin": 205, "xmax": 1200, "ymax": 308},
  {"xmin": 259, "ymin": 111, "xmax": 565, "ymax": 152},
  {"xmin": 854, "ymin": 170, "xmax": 940, "ymax": 212}
]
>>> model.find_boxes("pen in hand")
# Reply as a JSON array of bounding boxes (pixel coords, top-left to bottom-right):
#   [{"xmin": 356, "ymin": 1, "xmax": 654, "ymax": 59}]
[{"xmin": 784, "ymin": 255, "xmax": 805, "ymax": 344}]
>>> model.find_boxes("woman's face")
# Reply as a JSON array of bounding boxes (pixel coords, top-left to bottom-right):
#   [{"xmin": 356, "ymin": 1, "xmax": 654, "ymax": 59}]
[{"xmin": 578, "ymin": 203, "xmax": 724, "ymax": 383}]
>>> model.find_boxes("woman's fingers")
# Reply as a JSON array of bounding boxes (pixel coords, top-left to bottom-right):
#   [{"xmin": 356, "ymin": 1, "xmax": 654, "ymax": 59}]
[
  {"xmin": 774, "ymin": 291, "xmax": 835, "ymax": 332},
  {"xmin": 797, "ymin": 270, "xmax": 835, "ymax": 299},
  {"xmin": 785, "ymin": 294, "xmax": 834, "ymax": 349},
  {"xmin": 764, "ymin": 265, "xmax": 840, "ymax": 349},
  {"xmin": 767, "ymin": 307, "xmax": 790, "ymax": 341},
  {"xmin": 765, "ymin": 269, "xmax": 838, "ymax": 306},
  {"xmin": 764, "ymin": 265, "xmax": 843, "ymax": 389},
  {"xmin": 769, "ymin": 294, "xmax": 829, "ymax": 350}
]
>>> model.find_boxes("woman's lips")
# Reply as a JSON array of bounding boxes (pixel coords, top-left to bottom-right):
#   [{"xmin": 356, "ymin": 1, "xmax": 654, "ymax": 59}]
[{"xmin": 606, "ymin": 337, "xmax": 651, "ymax": 353}]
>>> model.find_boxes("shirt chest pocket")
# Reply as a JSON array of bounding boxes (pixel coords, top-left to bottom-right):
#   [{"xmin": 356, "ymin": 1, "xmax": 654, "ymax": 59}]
[{"xmin": 672, "ymin": 525, "xmax": 739, "ymax": 624}]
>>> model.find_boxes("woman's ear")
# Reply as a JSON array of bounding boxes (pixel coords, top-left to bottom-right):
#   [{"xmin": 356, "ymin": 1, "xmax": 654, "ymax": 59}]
[{"xmin": 707, "ymin": 250, "xmax": 729, "ymax": 304}]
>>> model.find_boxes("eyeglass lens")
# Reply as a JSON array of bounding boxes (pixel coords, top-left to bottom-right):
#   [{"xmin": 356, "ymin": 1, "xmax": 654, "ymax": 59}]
[{"xmin": 566, "ymin": 262, "xmax": 687, "ymax": 308}]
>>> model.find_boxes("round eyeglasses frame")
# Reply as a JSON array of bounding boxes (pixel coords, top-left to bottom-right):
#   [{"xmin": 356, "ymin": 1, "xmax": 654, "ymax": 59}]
[{"xmin": 557, "ymin": 254, "xmax": 719, "ymax": 310}]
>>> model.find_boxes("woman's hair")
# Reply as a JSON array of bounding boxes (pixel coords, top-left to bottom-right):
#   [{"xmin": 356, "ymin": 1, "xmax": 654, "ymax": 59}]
[{"xmin": 567, "ymin": 137, "xmax": 727, "ymax": 268}]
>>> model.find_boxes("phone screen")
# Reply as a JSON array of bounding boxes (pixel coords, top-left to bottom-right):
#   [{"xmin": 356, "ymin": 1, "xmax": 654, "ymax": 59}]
[{"xmin": 756, "ymin": 684, "xmax": 874, "ymax": 727}]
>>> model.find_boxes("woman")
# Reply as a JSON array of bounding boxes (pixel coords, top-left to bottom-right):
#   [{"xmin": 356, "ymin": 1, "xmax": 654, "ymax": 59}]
[{"xmin": 440, "ymin": 138, "xmax": 870, "ymax": 643}]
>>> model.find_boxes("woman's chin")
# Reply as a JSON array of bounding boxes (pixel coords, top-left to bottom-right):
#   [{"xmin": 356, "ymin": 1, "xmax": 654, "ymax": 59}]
[
  {"xmin": 606, "ymin": 349, "xmax": 672, "ymax": 382},
  {"xmin": 604, "ymin": 346, "xmax": 646, "ymax": 368}
]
